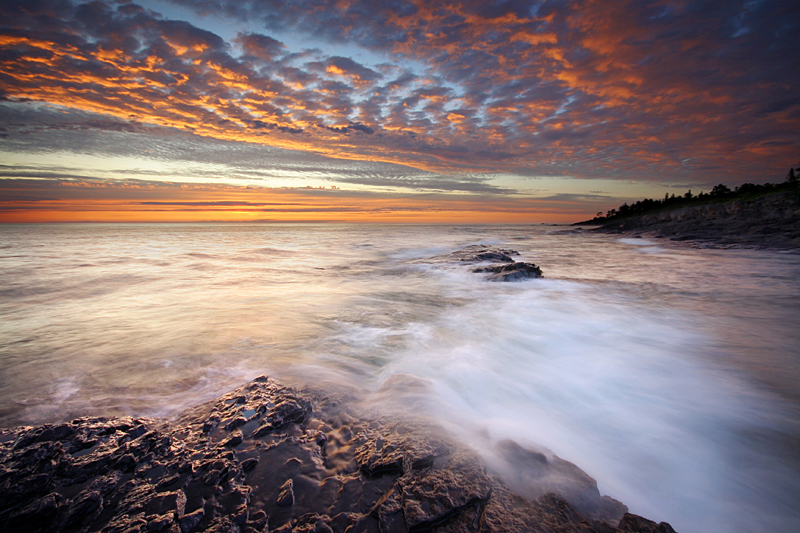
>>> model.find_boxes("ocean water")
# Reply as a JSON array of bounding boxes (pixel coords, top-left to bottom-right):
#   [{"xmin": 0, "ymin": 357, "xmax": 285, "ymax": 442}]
[{"xmin": 1, "ymin": 223, "xmax": 799, "ymax": 532}]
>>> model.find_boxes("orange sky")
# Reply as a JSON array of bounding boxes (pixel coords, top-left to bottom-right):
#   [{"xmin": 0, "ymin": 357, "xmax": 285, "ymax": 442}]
[{"xmin": 0, "ymin": 179, "xmax": 591, "ymax": 224}]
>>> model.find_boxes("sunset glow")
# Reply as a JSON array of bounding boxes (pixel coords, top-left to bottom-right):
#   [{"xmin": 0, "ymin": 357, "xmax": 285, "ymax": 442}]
[{"xmin": 1, "ymin": 0, "xmax": 798, "ymax": 223}]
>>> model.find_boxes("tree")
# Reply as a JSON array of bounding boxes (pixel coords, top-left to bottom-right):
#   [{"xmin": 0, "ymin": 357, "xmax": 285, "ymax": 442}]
[{"xmin": 711, "ymin": 183, "xmax": 731, "ymax": 196}]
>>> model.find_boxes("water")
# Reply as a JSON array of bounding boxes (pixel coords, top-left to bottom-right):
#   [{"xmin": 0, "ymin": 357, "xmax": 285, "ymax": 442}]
[{"xmin": 1, "ymin": 223, "xmax": 799, "ymax": 532}]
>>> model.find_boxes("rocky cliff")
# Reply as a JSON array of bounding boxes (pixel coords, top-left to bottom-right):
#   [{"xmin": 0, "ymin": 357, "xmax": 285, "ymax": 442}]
[{"xmin": 596, "ymin": 192, "xmax": 800, "ymax": 249}]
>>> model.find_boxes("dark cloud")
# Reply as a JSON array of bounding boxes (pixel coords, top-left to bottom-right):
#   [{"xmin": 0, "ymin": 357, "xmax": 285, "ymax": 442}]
[{"xmin": 234, "ymin": 32, "xmax": 286, "ymax": 61}]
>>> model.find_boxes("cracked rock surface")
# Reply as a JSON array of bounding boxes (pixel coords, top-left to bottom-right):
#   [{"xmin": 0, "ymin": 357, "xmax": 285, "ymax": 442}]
[{"xmin": 0, "ymin": 377, "xmax": 675, "ymax": 532}]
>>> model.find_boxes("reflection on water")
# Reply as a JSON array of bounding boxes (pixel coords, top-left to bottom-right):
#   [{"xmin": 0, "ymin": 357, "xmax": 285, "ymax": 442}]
[{"xmin": 1, "ymin": 223, "xmax": 799, "ymax": 533}]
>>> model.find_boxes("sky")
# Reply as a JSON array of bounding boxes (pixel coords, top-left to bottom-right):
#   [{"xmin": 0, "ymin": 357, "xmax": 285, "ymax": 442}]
[{"xmin": 1, "ymin": 0, "xmax": 798, "ymax": 223}]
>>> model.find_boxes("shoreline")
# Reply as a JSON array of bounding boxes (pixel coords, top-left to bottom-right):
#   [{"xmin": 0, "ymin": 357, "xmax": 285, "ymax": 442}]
[
  {"xmin": 0, "ymin": 376, "xmax": 677, "ymax": 533},
  {"xmin": 585, "ymin": 191, "xmax": 800, "ymax": 250}
]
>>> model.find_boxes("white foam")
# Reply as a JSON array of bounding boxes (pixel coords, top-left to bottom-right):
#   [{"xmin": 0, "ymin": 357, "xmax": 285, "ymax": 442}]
[
  {"xmin": 366, "ymin": 278, "xmax": 797, "ymax": 533},
  {"xmin": 617, "ymin": 238, "xmax": 658, "ymax": 246}
]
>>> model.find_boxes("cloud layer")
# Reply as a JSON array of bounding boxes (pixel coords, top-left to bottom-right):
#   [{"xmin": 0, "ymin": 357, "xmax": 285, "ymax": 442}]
[{"xmin": 2, "ymin": 0, "xmax": 797, "ymax": 184}]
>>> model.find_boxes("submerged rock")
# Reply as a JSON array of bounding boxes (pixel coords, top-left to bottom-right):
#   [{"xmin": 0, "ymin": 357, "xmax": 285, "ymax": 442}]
[{"xmin": 0, "ymin": 377, "xmax": 676, "ymax": 532}]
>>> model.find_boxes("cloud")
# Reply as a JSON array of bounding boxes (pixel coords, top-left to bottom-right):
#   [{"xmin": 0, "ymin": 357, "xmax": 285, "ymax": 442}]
[
  {"xmin": 331, "ymin": 173, "xmax": 514, "ymax": 194},
  {"xmin": 234, "ymin": 32, "xmax": 286, "ymax": 61},
  {"xmin": 0, "ymin": 0, "xmax": 798, "ymax": 187}
]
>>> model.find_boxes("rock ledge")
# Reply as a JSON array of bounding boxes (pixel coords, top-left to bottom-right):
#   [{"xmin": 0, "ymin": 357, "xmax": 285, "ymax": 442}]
[{"xmin": 0, "ymin": 377, "xmax": 675, "ymax": 533}]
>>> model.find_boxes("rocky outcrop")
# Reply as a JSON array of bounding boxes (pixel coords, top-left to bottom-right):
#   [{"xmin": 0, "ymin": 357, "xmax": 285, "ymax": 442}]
[
  {"xmin": 446, "ymin": 246, "xmax": 521, "ymax": 263},
  {"xmin": 595, "ymin": 192, "xmax": 800, "ymax": 249},
  {"xmin": 428, "ymin": 245, "xmax": 544, "ymax": 281},
  {"xmin": 0, "ymin": 377, "xmax": 675, "ymax": 533},
  {"xmin": 472, "ymin": 262, "xmax": 543, "ymax": 281}
]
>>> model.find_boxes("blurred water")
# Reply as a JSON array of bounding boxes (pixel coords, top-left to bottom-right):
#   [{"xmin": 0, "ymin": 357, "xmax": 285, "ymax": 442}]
[{"xmin": 1, "ymin": 223, "xmax": 799, "ymax": 532}]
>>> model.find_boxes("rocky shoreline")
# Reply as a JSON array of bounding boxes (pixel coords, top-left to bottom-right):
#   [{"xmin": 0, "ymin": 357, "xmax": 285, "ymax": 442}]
[
  {"xmin": 0, "ymin": 376, "xmax": 677, "ymax": 533},
  {"xmin": 591, "ymin": 191, "xmax": 800, "ymax": 250}
]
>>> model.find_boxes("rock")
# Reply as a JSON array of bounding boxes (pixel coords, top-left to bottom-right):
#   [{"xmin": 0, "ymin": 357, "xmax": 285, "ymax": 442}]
[
  {"xmin": 400, "ymin": 453, "xmax": 493, "ymax": 531},
  {"xmin": 446, "ymin": 245, "xmax": 521, "ymax": 263},
  {"xmin": 145, "ymin": 490, "xmax": 187, "ymax": 519},
  {"xmin": 0, "ymin": 376, "xmax": 675, "ymax": 533},
  {"xmin": 222, "ymin": 430, "xmax": 243, "ymax": 447},
  {"xmin": 61, "ymin": 489, "xmax": 103, "ymax": 529},
  {"xmin": 240, "ymin": 457, "xmax": 258, "ymax": 472},
  {"xmin": 147, "ymin": 514, "xmax": 175, "ymax": 532},
  {"xmin": 472, "ymin": 261, "xmax": 543, "ymax": 281},
  {"xmin": 596, "ymin": 191, "xmax": 800, "ymax": 249},
  {"xmin": 276, "ymin": 479, "xmax": 294, "ymax": 507},
  {"xmin": 179, "ymin": 509, "xmax": 204, "ymax": 533},
  {"xmin": 493, "ymin": 439, "xmax": 626, "ymax": 523},
  {"xmin": 355, "ymin": 439, "xmax": 404, "ymax": 476},
  {"xmin": 5, "ymin": 492, "xmax": 61, "ymax": 532},
  {"xmin": 420, "ymin": 245, "xmax": 546, "ymax": 281},
  {"xmin": 618, "ymin": 513, "xmax": 678, "ymax": 533},
  {"xmin": 257, "ymin": 399, "xmax": 309, "ymax": 434}
]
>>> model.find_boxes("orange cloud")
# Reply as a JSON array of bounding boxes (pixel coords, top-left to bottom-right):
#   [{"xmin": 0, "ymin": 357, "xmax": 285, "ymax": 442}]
[{"xmin": 0, "ymin": 0, "xmax": 796, "ymax": 190}]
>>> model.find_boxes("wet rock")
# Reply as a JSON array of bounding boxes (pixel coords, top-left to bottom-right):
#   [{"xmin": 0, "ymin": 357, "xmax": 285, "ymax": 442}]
[
  {"xmin": 202, "ymin": 416, "xmax": 220, "ymax": 434},
  {"xmin": 494, "ymin": 439, "xmax": 626, "ymax": 523},
  {"xmin": 472, "ymin": 261, "xmax": 543, "ymax": 281},
  {"xmin": 276, "ymin": 479, "xmax": 294, "ymax": 507},
  {"xmin": 204, "ymin": 516, "xmax": 239, "ymax": 533},
  {"xmin": 401, "ymin": 457, "xmax": 492, "ymax": 531},
  {"xmin": 247, "ymin": 510, "xmax": 268, "ymax": 531},
  {"xmin": 618, "ymin": 513, "xmax": 678, "ymax": 533},
  {"xmin": 0, "ymin": 376, "xmax": 675, "ymax": 533},
  {"xmin": 115, "ymin": 453, "xmax": 137, "ymax": 472},
  {"xmin": 446, "ymin": 245, "xmax": 521, "ymax": 263},
  {"xmin": 355, "ymin": 439, "xmax": 404, "ymax": 477},
  {"xmin": 468, "ymin": 251, "xmax": 516, "ymax": 262},
  {"xmin": 240, "ymin": 457, "xmax": 258, "ymax": 472},
  {"xmin": 5, "ymin": 492, "xmax": 61, "ymax": 532},
  {"xmin": 145, "ymin": 490, "xmax": 187, "ymax": 519},
  {"xmin": 422, "ymin": 245, "xmax": 546, "ymax": 281},
  {"xmin": 222, "ymin": 430, "xmax": 243, "ymax": 448},
  {"xmin": 179, "ymin": 509, "xmax": 205, "ymax": 533},
  {"xmin": 61, "ymin": 489, "xmax": 103, "ymax": 529},
  {"xmin": 253, "ymin": 399, "xmax": 309, "ymax": 437},
  {"xmin": 147, "ymin": 514, "xmax": 175, "ymax": 532}
]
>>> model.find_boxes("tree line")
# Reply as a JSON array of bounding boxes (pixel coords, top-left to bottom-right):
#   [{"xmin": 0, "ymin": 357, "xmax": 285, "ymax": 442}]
[{"xmin": 580, "ymin": 164, "xmax": 800, "ymax": 224}]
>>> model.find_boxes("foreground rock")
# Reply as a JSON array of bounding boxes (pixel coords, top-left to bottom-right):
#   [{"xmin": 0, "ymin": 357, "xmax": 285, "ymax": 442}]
[
  {"xmin": 0, "ymin": 377, "xmax": 675, "ymax": 532},
  {"xmin": 592, "ymin": 192, "xmax": 800, "ymax": 249}
]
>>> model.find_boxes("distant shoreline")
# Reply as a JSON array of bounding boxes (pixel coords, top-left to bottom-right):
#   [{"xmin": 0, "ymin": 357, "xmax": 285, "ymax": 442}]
[{"xmin": 581, "ymin": 191, "xmax": 800, "ymax": 250}]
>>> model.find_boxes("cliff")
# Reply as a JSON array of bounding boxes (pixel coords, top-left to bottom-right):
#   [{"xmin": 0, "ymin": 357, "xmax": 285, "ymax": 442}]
[{"xmin": 595, "ymin": 192, "xmax": 800, "ymax": 249}]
